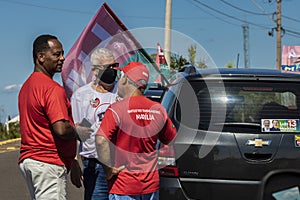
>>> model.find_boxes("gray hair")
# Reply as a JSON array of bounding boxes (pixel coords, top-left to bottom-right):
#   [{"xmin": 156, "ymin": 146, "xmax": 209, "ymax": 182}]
[{"xmin": 90, "ymin": 48, "xmax": 114, "ymax": 65}]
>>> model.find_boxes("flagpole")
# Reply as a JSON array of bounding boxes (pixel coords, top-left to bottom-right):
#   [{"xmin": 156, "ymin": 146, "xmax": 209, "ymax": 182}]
[{"xmin": 164, "ymin": 0, "xmax": 172, "ymax": 66}]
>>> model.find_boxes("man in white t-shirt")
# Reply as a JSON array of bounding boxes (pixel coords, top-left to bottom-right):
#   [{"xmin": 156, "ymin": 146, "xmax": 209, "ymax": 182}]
[{"xmin": 71, "ymin": 48, "xmax": 118, "ymax": 200}]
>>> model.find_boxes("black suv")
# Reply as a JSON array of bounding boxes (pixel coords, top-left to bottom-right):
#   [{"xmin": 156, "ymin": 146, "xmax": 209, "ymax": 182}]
[{"xmin": 158, "ymin": 68, "xmax": 300, "ymax": 200}]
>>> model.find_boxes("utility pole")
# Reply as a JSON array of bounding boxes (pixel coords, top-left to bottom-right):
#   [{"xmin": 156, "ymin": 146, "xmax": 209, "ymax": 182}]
[
  {"xmin": 164, "ymin": 0, "xmax": 172, "ymax": 66},
  {"xmin": 276, "ymin": 0, "xmax": 282, "ymax": 70},
  {"xmin": 242, "ymin": 24, "xmax": 250, "ymax": 68}
]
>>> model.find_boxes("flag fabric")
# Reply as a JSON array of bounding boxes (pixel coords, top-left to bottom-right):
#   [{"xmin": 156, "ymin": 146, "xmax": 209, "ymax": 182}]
[
  {"xmin": 155, "ymin": 43, "xmax": 170, "ymax": 84},
  {"xmin": 62, "ymin": 2, "xmax": 162, "ymax": 99}
]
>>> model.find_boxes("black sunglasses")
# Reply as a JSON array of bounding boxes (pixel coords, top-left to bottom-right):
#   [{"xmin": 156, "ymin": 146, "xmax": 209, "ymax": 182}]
[{"xmin": 92, "ymin": 63, "xmax": 119, "ymax": 70}]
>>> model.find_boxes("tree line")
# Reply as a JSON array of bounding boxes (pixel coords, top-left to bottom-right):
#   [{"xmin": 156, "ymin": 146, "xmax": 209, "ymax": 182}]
[{"xmin": 0, "ymin": 121, "xmax": 20, "ymax": 140}]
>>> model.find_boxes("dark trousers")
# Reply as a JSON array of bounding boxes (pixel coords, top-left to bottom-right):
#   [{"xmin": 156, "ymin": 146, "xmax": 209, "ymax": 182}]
[{"xmin": 82, "ymin": 158, "xmax": 109, "ymax": 200}]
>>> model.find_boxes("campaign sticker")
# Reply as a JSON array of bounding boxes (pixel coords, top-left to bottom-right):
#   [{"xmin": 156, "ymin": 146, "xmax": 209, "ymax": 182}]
[
  {"xmin": 272, "ymin": 186, "xmax": 300, "ymax": 200},
  {"xmin": 90, "ymin": 98, "xmax": 100, "ymax": 108},
  {"xmin": 295, "ymin": 135, "xmax": 300, "ymax": 147},
  {"xmin": 261, "ymin": 119, "xmax": 300, "ymax": 133}
]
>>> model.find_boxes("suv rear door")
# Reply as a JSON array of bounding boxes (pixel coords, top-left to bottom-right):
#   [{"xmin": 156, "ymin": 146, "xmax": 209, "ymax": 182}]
[{"xmin": 167, "ymin": 76, "xmax": 300, "ymax": 200}]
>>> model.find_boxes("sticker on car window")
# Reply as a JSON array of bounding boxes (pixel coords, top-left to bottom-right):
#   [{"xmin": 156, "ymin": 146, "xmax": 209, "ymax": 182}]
[
  {"xmin": 295, "ymin": 135, "xmax": 300, "ymax": 147},
  {"xmin": 272, "ymin": 186, "xmax": 300, "ymax": 200},
  {"xmin": 261, "ymin": 119, "xmax": 300, "ymax": 132}
]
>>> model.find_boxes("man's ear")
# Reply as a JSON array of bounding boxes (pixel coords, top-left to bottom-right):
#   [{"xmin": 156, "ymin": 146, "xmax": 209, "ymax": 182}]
[
  {"xmin": 120, "ymin": 75, "xmax": 128, "ymax": 85},
  {"xmin": 37, "ymin": 52, "xmax": 45, "ymax": 64}
]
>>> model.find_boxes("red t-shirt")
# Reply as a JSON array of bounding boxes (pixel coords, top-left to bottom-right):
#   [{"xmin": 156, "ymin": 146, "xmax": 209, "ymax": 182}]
[
  {"xmin": 97, "ymin": 96, "xmax": 176, "ymax": 195},
  {"xmin": 18, "ymin": 72, "xmax": 76, "ymax": 171}
]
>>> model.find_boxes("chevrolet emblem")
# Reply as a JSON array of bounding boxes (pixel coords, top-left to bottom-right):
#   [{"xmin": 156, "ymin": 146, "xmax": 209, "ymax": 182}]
[{"xmin": 246, "ymin": 139, "xmax": 271, "ymax": 147}]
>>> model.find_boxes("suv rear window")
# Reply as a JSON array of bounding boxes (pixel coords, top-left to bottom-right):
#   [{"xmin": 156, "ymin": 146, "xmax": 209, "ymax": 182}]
[{"xmin": 174, "ymin": 79, "xmax": 300, "ymax": 130}]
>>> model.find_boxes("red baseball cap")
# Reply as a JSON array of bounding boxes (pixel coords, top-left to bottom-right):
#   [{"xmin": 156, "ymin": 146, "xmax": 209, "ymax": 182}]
[{"xmin": 116, "ymin": 62, "xmax": 149, "ymax": 89}]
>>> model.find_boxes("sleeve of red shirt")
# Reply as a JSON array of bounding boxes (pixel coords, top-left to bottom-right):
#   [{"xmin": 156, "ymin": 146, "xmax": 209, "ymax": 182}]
[
  {"xmin": 44, "ymin": 85, "xmax": 73, "ymax": 125},
  {"xmin": 96, "ymin": 107, "xmax": 119, "ymax": 142},
  {"xmin": 158, "ymin": 112, "xmax": 177, "ymax": 145}
]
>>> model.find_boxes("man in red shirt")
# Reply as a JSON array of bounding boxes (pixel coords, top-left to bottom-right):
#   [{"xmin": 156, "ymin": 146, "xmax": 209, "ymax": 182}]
[
  {"xmin": 96, "ymin": 62, "xmax": 177, "ymax": 199},
  {"xmin": 18, "ymin": 34, "xmax": 84, "ymax": 199}
]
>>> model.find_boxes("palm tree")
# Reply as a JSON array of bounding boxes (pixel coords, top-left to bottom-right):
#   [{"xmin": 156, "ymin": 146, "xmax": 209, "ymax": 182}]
[
  {"xmin": 198, "ymin": 59, "xmax": 208, "ymax": 69},
  {"xmin": 170, "ymin": 54, "xmax": 188, "ymax": 71},
  {"xmin": 188, "ymin": 44, "xmax": 197, "ymax": 66}
]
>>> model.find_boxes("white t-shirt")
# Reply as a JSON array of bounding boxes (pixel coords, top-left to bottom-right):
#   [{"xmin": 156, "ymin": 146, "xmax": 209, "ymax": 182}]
[{"xmin": 71, "ymin": 82, "xmax": 118, "ymax": 158}]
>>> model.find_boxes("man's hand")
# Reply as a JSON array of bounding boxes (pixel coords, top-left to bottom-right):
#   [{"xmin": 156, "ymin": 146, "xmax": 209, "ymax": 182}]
[
  {"xmin": 76, "ymin": 125, "xmax": 94, "ymax": 141},
  {"xmin": 105, "ymin": 165, "xmax": 126, "ymax": 180},
  {"xmin": 70, "ymin": 159, "xmax": 83, "ymax": 188},
  {"xmin": 95, "ymin": 135, "xmax": 125, "ymax": 180}
]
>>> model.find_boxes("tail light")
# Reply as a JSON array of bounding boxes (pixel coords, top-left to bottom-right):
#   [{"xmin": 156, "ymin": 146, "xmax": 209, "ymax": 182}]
[{"xmin": 158, "ymin": 143, "xmax": 179, "ymax": 177}]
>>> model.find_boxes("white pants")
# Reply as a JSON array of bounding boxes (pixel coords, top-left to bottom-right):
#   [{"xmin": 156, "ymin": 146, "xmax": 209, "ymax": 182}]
[{"xmin": 19, "ymin": 158, "xmax": 67, "ymax": 200}]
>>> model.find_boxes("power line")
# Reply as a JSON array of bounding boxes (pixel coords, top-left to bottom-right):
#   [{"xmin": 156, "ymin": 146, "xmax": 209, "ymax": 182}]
[
  {"xmin": 285, "ymin": 29, "xmax": 300, "ymax": 38},
  {"xmin": 186, "ymin": 0, "xmax": 240, "ymax": 27},
  {"xmin": 250, "ymin": 0, "xmax": 300, "ymax": 37},
  {"xmin": 0, "ymin": 0, "xmax": 224, "ymax": 22},
  {"xmin": 190, "ymin": 0, "xmax": 271, "ymax": 29},
  {"xmin": 220, "ymin": 0, "xmax": 272, "ymax": 15},
  {"xmin": 0, "ymin": 0, "xmax": 92, "ymax": 14},
  {"xmin": 3, "ymin": 0, "xmax": 300, "ymax": 39},
  {"xmin": 251, "ymin": 0, "xmax": 274, "ymax": 22},
  {"xmin": 251, "ymin": 0, "xmax": 300, "ymax": 24},
  {"xmin": 282, "ymin": 15, "xmax": 300, "ymax": 23},
  {"xmin": 124, "ymin": 15, "xmax": 215, "ymax": 20},
  {"xmin": 191, "ymin": 0, "xmax": 300, "ymax": 39}
]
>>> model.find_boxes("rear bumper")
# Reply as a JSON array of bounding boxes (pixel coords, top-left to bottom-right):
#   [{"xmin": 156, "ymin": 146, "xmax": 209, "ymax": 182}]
[{"xmin": 160, "ymin": 177, "xmax": 189, "ymax": 200}]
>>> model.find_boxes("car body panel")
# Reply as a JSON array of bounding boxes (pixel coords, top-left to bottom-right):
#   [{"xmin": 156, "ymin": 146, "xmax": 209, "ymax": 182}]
[{"xmin": 159, "ymin": 68, "xmax": 300, "ymax": 200}]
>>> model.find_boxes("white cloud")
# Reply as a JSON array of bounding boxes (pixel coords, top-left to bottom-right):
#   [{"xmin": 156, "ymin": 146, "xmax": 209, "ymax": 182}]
[{"xmin": 2, "ymin": 84, "xmax": 22, "ymax": 93}]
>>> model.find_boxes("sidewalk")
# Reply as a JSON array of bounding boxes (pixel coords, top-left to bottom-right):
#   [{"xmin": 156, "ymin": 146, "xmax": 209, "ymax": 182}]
[
  {"xmin": 0, "ymin": 138, "xmax": 20, "ymax": 145},
  {"xmin": 0, "ymin": 138, "xmax": 21, "ymax": 153}
]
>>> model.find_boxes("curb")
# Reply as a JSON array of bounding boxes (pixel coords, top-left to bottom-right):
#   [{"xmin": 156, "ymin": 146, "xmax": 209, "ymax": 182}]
[{"xmin": 0, "ymin": 138, "xmax": 21, "ymax": 146}]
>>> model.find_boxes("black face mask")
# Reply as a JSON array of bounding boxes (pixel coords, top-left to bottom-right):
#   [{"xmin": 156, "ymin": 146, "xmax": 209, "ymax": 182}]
[{"xmin": 97, "ymin": 67, "xmax": 117, "ymax": 84}]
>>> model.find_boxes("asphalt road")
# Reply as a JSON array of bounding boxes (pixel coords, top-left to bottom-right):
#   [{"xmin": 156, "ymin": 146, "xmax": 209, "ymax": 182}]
[{"xmin": 0, "ymin": 139, "xmax": 84, "ymax": 200}]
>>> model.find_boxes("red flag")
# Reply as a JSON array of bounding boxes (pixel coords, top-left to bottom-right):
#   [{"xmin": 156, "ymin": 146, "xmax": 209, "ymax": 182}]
[{"xmin": 62, "ymin": 3, "xmax": 160, "ymax": 98}]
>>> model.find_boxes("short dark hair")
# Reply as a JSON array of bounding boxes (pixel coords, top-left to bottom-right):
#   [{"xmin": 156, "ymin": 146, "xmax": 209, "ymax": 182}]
[{"xmin": 32, "ymin": 34, "xmax": 57, "ymax": 64}]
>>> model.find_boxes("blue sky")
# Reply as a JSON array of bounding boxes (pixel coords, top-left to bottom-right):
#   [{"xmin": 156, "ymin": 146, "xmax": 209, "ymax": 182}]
[{"xmin": 0, "ymin": 0, "xmax": 299, "ymax": 122}]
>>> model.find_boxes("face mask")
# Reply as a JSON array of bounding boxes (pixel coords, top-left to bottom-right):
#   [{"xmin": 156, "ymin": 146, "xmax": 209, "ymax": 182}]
[{"xmin": 97, "ymin": 68, "xmax": 117, "ymax": 84}]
